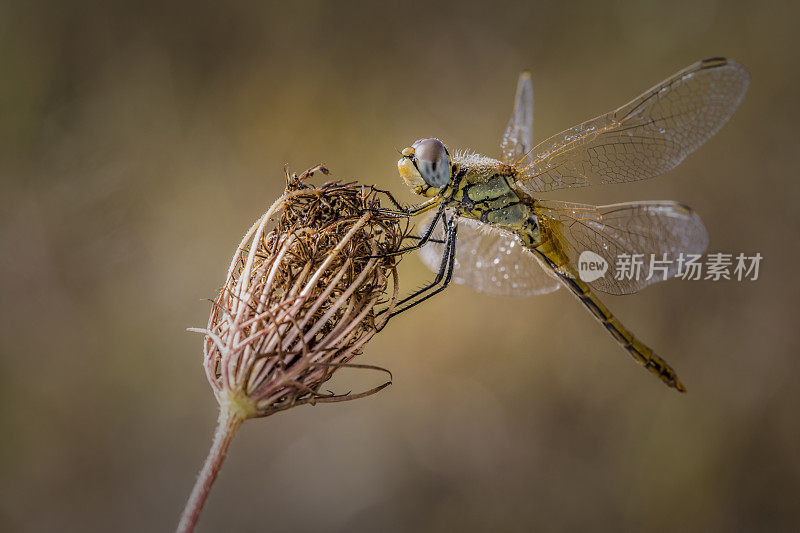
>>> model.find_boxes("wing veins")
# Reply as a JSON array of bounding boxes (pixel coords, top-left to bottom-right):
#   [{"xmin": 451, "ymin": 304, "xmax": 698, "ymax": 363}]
[{"xmin": 512, "ymin": 58, "xmax": 749, "ymax": 193}]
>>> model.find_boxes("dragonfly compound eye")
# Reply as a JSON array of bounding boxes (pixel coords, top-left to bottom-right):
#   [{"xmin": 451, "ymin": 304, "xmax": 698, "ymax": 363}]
[{"xmin": 411, "ymin": 138, "xmax": 451, "ymax": 188}]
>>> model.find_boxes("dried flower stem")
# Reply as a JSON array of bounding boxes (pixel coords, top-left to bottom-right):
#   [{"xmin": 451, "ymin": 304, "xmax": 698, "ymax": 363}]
[{"xmin": 176, "ymin": 407, "xmax": 244, "ymax": 533}]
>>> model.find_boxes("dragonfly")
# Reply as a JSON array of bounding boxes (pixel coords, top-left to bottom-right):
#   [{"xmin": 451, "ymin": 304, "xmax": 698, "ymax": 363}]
[{"xmin": 373, "ymin": 57, "xmax": 749, "ymax": 391}]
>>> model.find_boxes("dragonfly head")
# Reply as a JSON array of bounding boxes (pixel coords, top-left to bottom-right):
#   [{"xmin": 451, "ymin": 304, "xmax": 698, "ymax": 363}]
[{"xmin": 397, "ymin": 138, "xmax": 452, "ymax": 193}]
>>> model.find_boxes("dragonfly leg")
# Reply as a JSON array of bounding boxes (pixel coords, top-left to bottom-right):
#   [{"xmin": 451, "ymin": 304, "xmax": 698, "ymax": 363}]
[
  {"xmin": 369, "ymin": 186, "xmax": 408, "ymax": 212},
  {"xmin": 404, "ymin": 234, "xmax": 445, "ymax": 244},
  {"xmin": 376, "ymin": 215, "xmax": 457, "ymax": 328},
  {"xmin": 367, "ymin": 204, "xmax": 445, "ymax": 259},
  {"xmin": 365, "ymin": 189, "xmax": 440, "ymax": 218}
]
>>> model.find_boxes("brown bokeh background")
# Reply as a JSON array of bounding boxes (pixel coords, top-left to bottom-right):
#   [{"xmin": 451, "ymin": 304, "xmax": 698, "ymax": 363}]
[{"xmin": 2, "ymin": 1, "xmax": 799, "ymax": 531}]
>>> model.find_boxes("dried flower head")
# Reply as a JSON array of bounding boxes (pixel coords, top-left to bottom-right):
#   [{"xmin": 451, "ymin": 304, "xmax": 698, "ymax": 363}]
[
  {"xmin": 194, "ymin": 165, "xmax": 406, "ymax": 419},
  {"xmin": 178, "ymin": 166, "xmax": 408, "ymax": 533}
]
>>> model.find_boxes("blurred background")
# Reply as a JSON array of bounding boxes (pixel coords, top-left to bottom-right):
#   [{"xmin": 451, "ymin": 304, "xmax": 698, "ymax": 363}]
[{"xmin": 2, "ymin": 0, "xmax": 799, "ymax": 531}]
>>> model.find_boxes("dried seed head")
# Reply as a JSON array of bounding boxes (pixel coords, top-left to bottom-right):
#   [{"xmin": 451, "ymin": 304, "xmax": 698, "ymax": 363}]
[{"xmin": 193, "ymin": 166, "xmax": 406, "ymax": 419}]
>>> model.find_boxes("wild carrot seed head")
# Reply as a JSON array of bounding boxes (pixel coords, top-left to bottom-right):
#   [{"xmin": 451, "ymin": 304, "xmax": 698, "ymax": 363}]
[{"xmin": 195, "ymin": 166, "xmax": 407, "ymax": 419}]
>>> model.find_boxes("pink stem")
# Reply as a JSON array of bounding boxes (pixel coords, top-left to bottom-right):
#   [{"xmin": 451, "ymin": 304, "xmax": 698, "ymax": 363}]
[{"xmin": 176, "ymin": 408, "xmax": 244, "ymax": 533}]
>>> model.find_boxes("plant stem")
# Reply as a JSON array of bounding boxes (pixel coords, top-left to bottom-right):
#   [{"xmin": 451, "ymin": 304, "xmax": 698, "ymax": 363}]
[{"xmin": 177, "ymin": 407, "xmax": 244, "ymax": 533}]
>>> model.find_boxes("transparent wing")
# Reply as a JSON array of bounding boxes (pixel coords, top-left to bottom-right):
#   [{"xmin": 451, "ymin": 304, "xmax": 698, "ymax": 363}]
[
  {"xmin": 516, "ymin": 58, "xmax": 750, "ymax": 193},
  {"xmin": 500, "ymin": 71, "xmax": 534, "ymax": 164},
  {"xmin": 417, "ymin": 210, "xmax": 560, "ymax": 297},
  {"xmin": 536, "ymin": 200, "xmax": 709, "ymax": 295}
]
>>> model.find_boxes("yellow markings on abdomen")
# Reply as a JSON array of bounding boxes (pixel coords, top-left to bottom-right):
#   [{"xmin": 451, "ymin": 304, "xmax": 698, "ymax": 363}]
[{"xmin": 532, "ymin": 246, "xmax": 686, "ymax": 392}]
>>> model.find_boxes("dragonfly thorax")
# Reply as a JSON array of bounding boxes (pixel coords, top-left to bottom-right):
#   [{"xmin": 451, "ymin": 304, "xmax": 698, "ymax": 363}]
[{"xmin": 452, "ymin": 164, "xmax": 537, "ymax": 236}]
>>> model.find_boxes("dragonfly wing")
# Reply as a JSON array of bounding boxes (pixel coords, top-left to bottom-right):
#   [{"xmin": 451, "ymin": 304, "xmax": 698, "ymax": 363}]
[
  {"xmin": 500, "ymin": 71, "xmax": 534, "ymax": 164},
  {"xmin": 537, "ymin": 200, "xmax": 709, "ymax": 295},
  {"xmin": 417, "ymin": 210, "xmax": 560, "ymax": 297},
  {"xmin": 516, "ymin": 58, "xmax": 750, "ymax": 193}
]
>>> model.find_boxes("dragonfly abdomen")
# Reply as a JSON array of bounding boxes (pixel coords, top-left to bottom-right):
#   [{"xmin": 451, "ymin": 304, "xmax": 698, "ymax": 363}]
[{"xmin": 532, "ymin": 248, "xmax": 686, "ymax": 392}]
